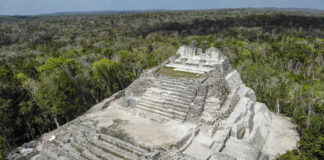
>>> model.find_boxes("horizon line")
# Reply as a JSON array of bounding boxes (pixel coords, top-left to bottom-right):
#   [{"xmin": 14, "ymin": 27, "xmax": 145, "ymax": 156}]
[{"xmin": 1, "ymin": 7, "xmax": 323, "ymax": 17}]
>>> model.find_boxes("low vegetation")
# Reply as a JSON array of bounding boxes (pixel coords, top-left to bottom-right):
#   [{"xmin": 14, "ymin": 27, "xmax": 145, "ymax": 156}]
[
  {"xmin": 0, "ymin": 9, "xmax": 323, "ymax": 159},
  {"xmin": 157, "ymin": 67, "xmax": 200, "ymax": 78}
]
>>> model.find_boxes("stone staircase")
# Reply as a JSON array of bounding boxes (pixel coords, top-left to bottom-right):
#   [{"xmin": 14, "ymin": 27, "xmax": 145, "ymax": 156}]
[
  {"xmin": 39, "ymin": 123, "xmax": 153, "ymax": 160},
  {"xmin": 135, "ymin": 76, "xmax": 199, "ymax": 122}
]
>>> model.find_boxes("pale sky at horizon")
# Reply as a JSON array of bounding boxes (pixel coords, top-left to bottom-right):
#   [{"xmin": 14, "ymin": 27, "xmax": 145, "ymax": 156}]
[{"xmin": 0, "ymin": 0, "xmax": 323, "ymax": 15}]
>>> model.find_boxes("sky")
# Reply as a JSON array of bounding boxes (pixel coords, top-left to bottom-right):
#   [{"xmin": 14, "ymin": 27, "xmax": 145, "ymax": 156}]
[{"xmin": 0, "ymin": 0, "xmax": 323, "ymax": 15}]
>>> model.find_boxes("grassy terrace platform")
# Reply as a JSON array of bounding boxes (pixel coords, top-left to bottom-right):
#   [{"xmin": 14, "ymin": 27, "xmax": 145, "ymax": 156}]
[{"xmin": 156, "ymin": 67, "xmax": 201, "ymax": 78}]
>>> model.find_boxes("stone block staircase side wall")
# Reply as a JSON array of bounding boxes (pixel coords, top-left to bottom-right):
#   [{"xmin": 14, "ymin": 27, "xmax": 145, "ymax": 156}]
[
  {"xmin": 196, "ymin": 68, "xmax": 273, "ymax": 160},
  {"xmin": 174, "ymin": 127, "xmax": 200, "ymax": 151},
  {"xmin": 190, "ymin": 85, "xmax": 208, "ymax": 117},
  {"xmin": 221, "ymin": 69, "xmax": 272, "ymax": 147},
  {"xmin": 207, "ymin": 97, "xmax": 272, "ymax": 160}
]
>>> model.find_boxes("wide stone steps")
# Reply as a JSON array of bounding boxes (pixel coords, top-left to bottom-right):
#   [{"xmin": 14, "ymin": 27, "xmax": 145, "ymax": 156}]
[
  {"xmin": 69, "ymin": 123, "xmax": 149, "ymax": 159},
  {"xmin": 135, "ymin": 103, "xmax": 186, "ymax": 122},
  {"xmin": 43, "ymin": 142, "xmax": 80, "ymax": 160},
  {"xmin": 82, "ymin": 150, "xmax": 101, "ymax": 160},
  {"xmin": 86, "ymin": 136, "xmax": 139, "ymax": 160},
  {"xmin": 70, "ymin": 141, "xmax": 101, "ymax": 160},
  {"xmin": 160, "ymin": 81, "xmax": 196, "ymax": 91},
  {"xmin": 139, "ymin": 99, "xmax": 187, "ymax": 117},
  {"xmin": 41, "ymin": 147, "xmax": 70, "ymax": 160},
  {"xmin": 79, "ymin": 124, "xmax": 149, "ymax": 155},
  {"xmin": 156, "ymin": 76, "xmax": 193, "ymax": 86},
  {"xmin": 163, "ymin": 100, "xmax": 193, "ymax": 112},
  {"xmin": 134, "ymin": 76, "xmax": 201, "ymax": 122},
  {"xmin": 162, "ymin": 96, "xmax": 193, "ymax": 108},
  {"xmin": 99, "ymin": 134, "xmax": 148, "ymax": 156},
  {"xmin": 159, "ymin": 83, "xmax": 197, "ymax": 92},
  {"xmin": 166, "ymin": 92, "xmax": 194, "ymax": 102},
  {"xmin": 57, "ymin": 144, "xmax": 83, "ymax": 160},
  {"xmin": 159, "ymin": 86, "xmax": 195, "ymax": 97},
  {"xmin": 156, "ymin": 80, "xmax": 196, "ymax": 90},
  {"xmin": 157, "ymin": 82, "xmax": 196, "ymax": 93},
  {"xmin": 143, "ymin": 90, "xmax": 193, "ymax": 104},
  {"xmin": 141, "ymin": 97, "xmax": 189, "ymax": 112},
  {"xmin": 168, "ymin": 92, "xmax": 194, "ymax": 101},
  {"xmin": 74, "ymin": 135, "xmax": 125, "ymax": 160}
]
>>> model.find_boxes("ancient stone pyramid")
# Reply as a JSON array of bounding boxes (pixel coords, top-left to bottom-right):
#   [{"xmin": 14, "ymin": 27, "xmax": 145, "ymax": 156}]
[{"xmin": 36, "ymin": 45, "xmax": 298, "ymax": 160}]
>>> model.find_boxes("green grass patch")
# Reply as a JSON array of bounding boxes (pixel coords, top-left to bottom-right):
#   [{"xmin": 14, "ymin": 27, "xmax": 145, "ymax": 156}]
[{"xmin": 156, "ymin": 67, "xmax": 201, "ymax": 78}]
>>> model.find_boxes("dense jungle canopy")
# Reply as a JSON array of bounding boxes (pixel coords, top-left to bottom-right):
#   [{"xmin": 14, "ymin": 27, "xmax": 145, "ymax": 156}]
[{"xmin": 0, "ymin": 8, "xmax": 323, "ymax": 159}]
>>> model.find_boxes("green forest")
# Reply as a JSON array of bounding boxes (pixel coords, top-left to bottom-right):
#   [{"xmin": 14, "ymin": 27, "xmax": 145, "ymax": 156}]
[{"xmin": 0, "ymin": 9, "xmax": 323, "ymax": 159}]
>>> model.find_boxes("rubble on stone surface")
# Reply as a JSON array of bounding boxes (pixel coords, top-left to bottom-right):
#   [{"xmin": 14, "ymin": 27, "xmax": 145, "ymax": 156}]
[
  {"xmin": 7, "ymin": 140, "xmax": 40, "ymax": 160},
  {"xmin": 13, "ymin": 45, "xmax": 299, "ymax": 160}
]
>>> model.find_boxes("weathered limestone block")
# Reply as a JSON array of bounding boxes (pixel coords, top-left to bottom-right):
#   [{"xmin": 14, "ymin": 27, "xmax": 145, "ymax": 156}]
[
  {"xmin": 246, "ymin": 102, "xmax": 271, "ymax": 148},
  {"xmin": 245, "ymin": 88, "xmax": 256, "ymax": 102},
  {"xmin": 212, "ymin": 128, "xmax": 231, "ymax": 152},
  {"xmin": 225, "ymin": 70, "xmax": 243, "ymax": 92},
  {"xmin": 254, "ymin": 102, "xmax": 272, "ymax": 121},
  {"xmin": 231, "ymin": 118, "xmax": 246, "ymax": 139},
  {"xmin": 244, "ymin": 110, "xmax": 254, "ymax": 137},
  {"xmin": 237, "ymin": 84, "xmax": 256, "ymax": 102},
  {"xmin": 222, "ymin": 137, "xmax": 261, "ymax": 160},
  {"xmin": 248, "ymin": 102, "xmax": 272, "ymax": 148},
  {"xmin": 226, "ymin": 97, "xmax": 255, "ymax": 125},
  {"xmin": 211, "ymin": 152, "xmax": 236, "ymax": 160},
  {"xmin": 248, "ymin": 127, "xmax": 266, "ymax": 149},
  {"xmin": 254, "ymin": 113, "xmax": 271, "ymax": 141}
]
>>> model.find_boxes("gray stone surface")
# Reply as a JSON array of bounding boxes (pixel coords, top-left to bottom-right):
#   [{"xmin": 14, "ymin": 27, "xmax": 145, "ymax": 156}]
[
  {"xmin": 7, "ymin": 140, "xmax": 40, "ymax": 160},
  {"xmin": 24, "ymin": 46, "xmax": 298, "ymax": 160},
  {"xmin": 125, "ymin": 77, "xmax": 154, "ymax": 96},
  {"xmin": 222, "ymin": 137, "xmax": 261, "ymax": 160},
  {"xmin": 211, "ymin": 152, "xmax": 236, "ymax": 160},
  {"xmin": 225, "ymin": 70, "xmax": 243, "ymax": 92},
  {"xmin": 231, "ymin": 118, "xmax": 245, "ymax": 139},
  {"xmin": 262, "ymin": 113, "xmax": 299, "ymax": 159}
]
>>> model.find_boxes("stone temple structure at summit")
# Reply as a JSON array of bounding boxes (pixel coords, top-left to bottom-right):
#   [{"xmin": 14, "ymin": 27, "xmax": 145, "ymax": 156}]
[
  {"xmin": 16, "ymin": 45, "xmax": 299, "ymax": 160},
  {"xmin": 166, "ymin": 45, "xmax": 226, "ymax": 74}
]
